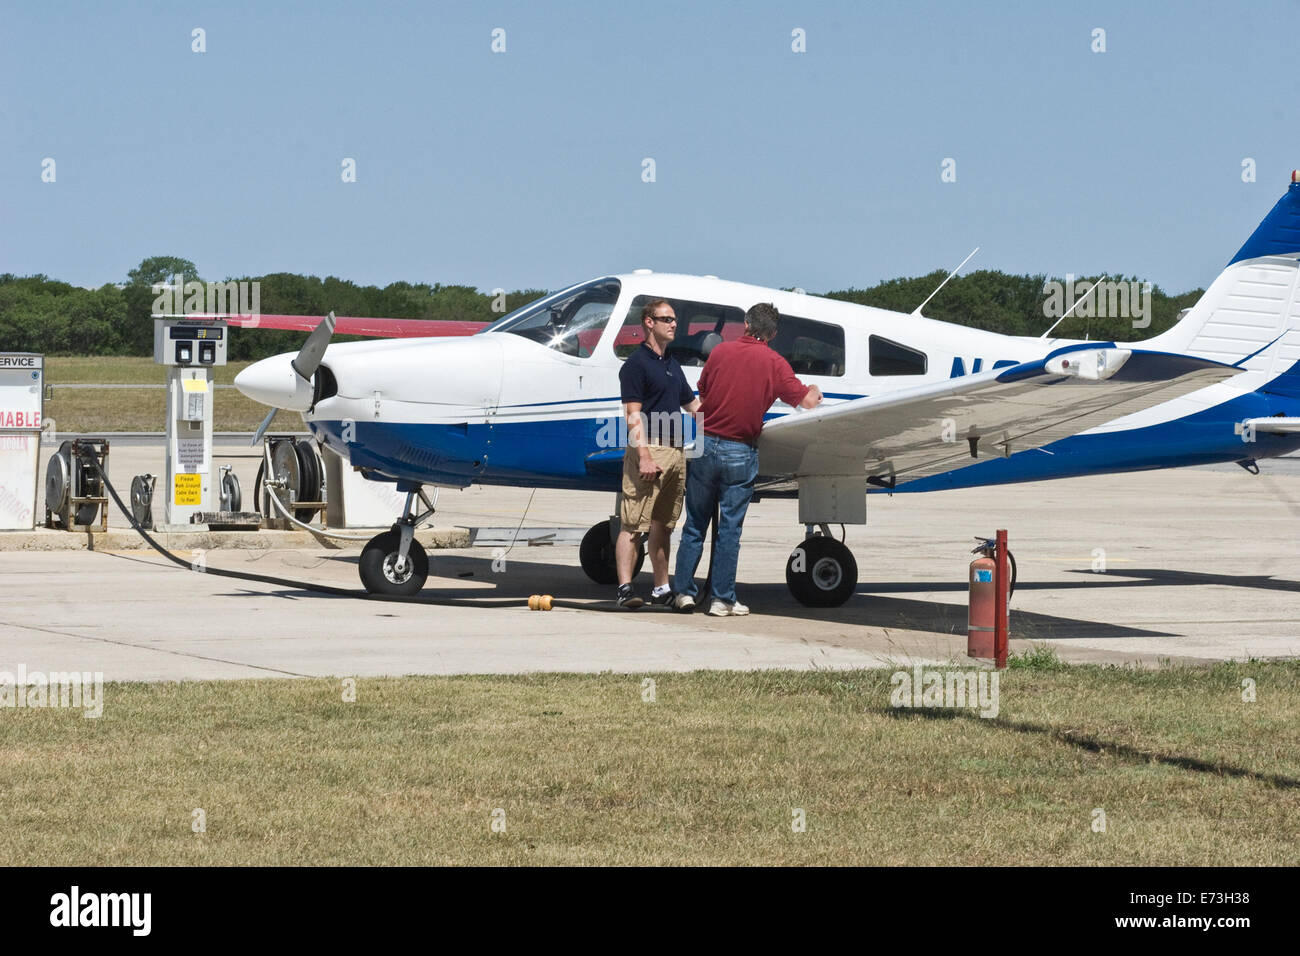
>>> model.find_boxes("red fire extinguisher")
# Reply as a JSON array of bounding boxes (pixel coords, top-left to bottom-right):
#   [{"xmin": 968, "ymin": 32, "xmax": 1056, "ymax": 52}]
[{"xmin": 969, "ymin": 532, "xmax": 1015, "ymax": 666}]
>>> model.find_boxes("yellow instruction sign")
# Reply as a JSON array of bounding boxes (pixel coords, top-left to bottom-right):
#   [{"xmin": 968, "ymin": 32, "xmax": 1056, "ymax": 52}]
[{"xmin": 174, "ymin": 473, "xmax": 202, "ymax": 506}]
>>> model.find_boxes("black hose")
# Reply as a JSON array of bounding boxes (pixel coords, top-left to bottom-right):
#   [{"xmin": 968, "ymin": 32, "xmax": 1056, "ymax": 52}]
[
  {"xmin": 85, "ymin": 455, "xmax": 632, "ymax": 612},
  {"xmin": 89, "ymin": 455, "xmax": 357, "ymax": 596}
]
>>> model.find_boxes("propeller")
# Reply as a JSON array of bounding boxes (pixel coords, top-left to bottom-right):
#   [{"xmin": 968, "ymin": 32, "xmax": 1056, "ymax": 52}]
[
  {"xmin": 240, "ymin": 312, "xmax": 337, "ymax": 446},
  {"xmin": 292, "ymin": 310, "xmax": 337, "ymax": 382},
  {"xmin": 250, "ymin": 407, "xmax": 277, "ymax": 447}
]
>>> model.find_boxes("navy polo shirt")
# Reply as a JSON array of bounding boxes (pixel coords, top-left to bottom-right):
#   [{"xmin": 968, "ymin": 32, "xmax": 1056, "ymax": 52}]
[{"xmin": 619, "ymin": 342, "xmax": 695, "ymax": 446}]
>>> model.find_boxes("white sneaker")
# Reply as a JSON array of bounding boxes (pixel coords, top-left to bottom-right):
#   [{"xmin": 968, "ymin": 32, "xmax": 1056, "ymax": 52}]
[
  {"xmin": 707, "ymin": 599, "xmax": 750, "ymax": 617},
  {"xmin": 674, "ymin": 594, "xmax": 696, "ymax": 612}
]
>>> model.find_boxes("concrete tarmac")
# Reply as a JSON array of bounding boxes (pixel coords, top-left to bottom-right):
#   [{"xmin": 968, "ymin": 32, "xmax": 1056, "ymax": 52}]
[{"xmin": 3, "ymin": 435, "xmax": 1299, "ymax": 681}]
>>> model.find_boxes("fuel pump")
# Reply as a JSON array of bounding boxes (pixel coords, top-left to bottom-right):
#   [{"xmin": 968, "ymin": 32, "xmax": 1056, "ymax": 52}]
[{"xmin": 154, "ymin": 317, "xmax": 225, "ymax": 528}]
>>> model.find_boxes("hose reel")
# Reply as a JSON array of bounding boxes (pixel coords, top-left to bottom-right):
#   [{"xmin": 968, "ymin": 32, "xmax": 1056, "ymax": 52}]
[{"xmin": 44, "ymin": 439, "xmax": 109, "ymax": 530}]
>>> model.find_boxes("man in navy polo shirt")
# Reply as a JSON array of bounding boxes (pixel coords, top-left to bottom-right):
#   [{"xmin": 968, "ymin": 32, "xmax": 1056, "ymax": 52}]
[{"xmin": 615, "ymin": 299, "xmax": 701, "ymax": 608}]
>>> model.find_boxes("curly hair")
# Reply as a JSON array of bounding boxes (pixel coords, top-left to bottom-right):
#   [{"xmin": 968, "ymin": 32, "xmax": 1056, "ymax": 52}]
[{"xmin": 744, "ymin": 302, "xmax": 780, "ymax": 340}]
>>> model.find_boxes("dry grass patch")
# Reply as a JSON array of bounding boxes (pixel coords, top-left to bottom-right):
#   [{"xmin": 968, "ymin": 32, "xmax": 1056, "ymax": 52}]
[{"xmin": 1, "ymin": 662, "xmax": 1295, "ymax": 865}]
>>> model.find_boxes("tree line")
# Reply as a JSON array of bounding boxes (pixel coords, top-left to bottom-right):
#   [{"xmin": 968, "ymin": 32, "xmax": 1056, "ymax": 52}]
[{"xmin": 0, "ymin": 255, "xmax": 1204, "ymax": 360}]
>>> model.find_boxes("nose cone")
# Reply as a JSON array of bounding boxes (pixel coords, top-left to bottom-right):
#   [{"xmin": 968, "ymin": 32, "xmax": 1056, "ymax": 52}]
[{"xmin": 234, "ymin": 354, "xmax": 315, "ymax": 411}]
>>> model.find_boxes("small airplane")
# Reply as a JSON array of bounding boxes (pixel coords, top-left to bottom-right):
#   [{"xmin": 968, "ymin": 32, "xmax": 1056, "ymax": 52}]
[{"xmin": 232, "ymin": 175, "xmax": 1300, "ymax": 606}]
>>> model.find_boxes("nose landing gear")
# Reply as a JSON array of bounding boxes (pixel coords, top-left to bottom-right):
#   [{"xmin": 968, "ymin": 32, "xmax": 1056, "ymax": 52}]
[{"xmin": 359, "ymin": 486, "xmax": 437, "ymax": 596}]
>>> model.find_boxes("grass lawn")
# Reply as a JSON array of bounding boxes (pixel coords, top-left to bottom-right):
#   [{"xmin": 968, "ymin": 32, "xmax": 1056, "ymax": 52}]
[
  {"xmin": 2, "ymin": 660, "xmax": 1295, "ymax": 865},
  {"xmin": 42, "ymin": 356, "xmax": 300, "ymax": 432}
]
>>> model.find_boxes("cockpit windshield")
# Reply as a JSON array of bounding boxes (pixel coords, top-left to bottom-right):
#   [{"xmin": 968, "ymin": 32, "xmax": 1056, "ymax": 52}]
[{"xmin": 478, "ymin": 278, "xmax": 621, "ymax": 357}]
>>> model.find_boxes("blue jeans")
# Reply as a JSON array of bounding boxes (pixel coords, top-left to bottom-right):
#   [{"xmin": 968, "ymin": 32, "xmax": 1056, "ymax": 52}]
[{"xmin": 673, "ymin": 436, "xmax": 759, "ymax": 605}]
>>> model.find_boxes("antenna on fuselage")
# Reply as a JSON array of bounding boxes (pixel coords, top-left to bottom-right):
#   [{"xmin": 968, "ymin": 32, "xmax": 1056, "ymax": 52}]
[
  {"xmin": 1039, "ymin": 276, "xmax": 1103, "ymax": 340},
  {"xmin": 912, "ymin": 247, "xmax": 980, "ymax": 317}
]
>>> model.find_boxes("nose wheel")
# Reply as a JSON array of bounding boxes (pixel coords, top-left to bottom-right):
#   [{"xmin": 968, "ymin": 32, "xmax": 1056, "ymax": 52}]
[
  {"xmin": 786, "ymin": 534, "xmax": 858, "ymax": 607},
  {"xmin": 360, "ymin": 529, "xmax": 429, "ymax": 596},
  {"xmin": 358, "ymin": 486, "xmax": 437, "ymax": 596}
]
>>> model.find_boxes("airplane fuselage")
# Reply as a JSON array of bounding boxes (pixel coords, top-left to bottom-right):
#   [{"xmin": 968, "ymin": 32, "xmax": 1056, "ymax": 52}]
[{"xmin": 256, "ymin": 272, "xmax": 1300, "ymax": 493}]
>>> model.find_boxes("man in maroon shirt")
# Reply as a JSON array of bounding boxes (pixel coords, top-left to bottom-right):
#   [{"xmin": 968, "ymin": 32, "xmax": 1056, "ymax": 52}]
[{"xmin": 673, "ymin": 303, "xmax": 822, "ymax": 615}]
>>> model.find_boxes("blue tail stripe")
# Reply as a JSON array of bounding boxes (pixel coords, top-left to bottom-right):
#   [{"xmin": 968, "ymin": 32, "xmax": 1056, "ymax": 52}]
[{"xmin": 1229, "ymin": 181, "xmax": 1300, "ymax": 265}]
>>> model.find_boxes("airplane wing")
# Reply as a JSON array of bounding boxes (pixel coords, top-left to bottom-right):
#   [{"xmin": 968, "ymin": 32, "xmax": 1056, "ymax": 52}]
[
  {"xmin": 217, "ymin": 314, "xmax": 489, "ymax": 337},
  {"xmin": 758, "ymin": 348, "xmax": 1240, "ymax": 482}
]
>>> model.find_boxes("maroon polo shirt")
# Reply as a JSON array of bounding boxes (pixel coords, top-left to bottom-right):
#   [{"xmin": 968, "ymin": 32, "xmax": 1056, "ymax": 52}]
[{"xmin": 697, "ymin": 335, "xmax": 811, "ymax": 443}]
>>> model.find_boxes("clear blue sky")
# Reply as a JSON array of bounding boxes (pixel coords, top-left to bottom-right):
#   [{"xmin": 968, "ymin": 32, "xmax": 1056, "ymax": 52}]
[{"xmin": 3, "ymin": 0, "xmax": 1297, "ymax": 296}]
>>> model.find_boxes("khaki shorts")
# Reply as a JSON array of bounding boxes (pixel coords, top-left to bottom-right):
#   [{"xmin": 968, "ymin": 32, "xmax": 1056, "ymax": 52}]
[{"xmin": 620, "ymin": 445, "xmax": 686, "ymax": 533}]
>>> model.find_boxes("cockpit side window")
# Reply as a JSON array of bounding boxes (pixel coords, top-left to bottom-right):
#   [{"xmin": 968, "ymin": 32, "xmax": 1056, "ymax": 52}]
[
  {"xmin": 616, "ymin": 294, "xmax": 745, "ymax": 366},
  {"xmin": 481, "ymin": 278, "xmax": 621, "ymax": 357}
]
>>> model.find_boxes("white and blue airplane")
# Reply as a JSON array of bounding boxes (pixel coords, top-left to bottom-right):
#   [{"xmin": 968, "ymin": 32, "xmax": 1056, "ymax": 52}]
[{"xmin": 234, "ymin": 176, "xmax": 1300, "ymax": 606}]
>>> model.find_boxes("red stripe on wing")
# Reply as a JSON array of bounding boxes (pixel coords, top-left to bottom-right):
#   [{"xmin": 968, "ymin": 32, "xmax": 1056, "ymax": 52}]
[{"xmin": 215, "ymin": 314, "xmax": 489, "ymax": 337}]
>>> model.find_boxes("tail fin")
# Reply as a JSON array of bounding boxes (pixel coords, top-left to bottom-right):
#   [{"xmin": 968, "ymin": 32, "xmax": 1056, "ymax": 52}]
[{"xmin": 1143, "ymin": 177, "xmax": 1300, "ymax": 377}]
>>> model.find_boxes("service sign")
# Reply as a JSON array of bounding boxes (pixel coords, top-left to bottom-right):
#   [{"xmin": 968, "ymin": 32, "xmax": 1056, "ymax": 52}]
[
  {"xmin": 0, "ymin": 354, "xmax": 43, "ymax": 427},
  {"xmin": 0, "ymin": 355, "xmax": 43, "ymax": 530}
]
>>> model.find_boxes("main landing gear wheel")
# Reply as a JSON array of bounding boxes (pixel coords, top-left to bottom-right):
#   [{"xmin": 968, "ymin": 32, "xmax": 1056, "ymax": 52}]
[
  {"xmin": 359, "ymin": 529, "xmax": 429, "ymax": 596},
  {"xmin": 579, "ymin": 520, "xmax": 645, "ymax": 585},
  {"xmin": 786, "ymin": 535, "xmax": 858, "ymax": 607}
]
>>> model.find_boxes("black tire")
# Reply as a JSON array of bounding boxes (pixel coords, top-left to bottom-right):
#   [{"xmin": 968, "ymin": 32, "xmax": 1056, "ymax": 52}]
[
  {"xmin": 579, "ymin": 521, "xmax": 645, "ymax": 585},
  {"xmin": 359, "ymin": 530, "xmax": 429, "ymax": 596},
  {"xmin": 785, "ymin": 535, "xmax": 858, "ymax": 607}
]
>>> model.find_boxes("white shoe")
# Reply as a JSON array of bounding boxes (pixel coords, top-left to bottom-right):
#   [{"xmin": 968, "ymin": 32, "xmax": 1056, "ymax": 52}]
[
  {"xmin": 674, "ymin": 594, "xmax": 696, "ymax": 612},
  {"xmin": 707, "ymin": 599, "xmax": 750, "ymax": 617}
]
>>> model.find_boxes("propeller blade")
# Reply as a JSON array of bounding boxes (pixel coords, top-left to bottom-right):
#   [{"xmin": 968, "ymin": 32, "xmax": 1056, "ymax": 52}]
[
  {"xmin": 291, "ymin": 311, "xmax": 337, "ymax": 381},
  {"xmin": 250, "ymin": 407, "xmax": 278, "ymax": 447}
]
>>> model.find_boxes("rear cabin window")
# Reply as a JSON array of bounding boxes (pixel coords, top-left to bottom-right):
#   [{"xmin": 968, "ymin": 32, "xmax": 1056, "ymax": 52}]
[
  {"xmin": 769, "ymin": 315, "xmax": 846, "ymax": 377},
  {"xmin": 869, "ymin": 335, "xmax": 927, "ymax": 376}
]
